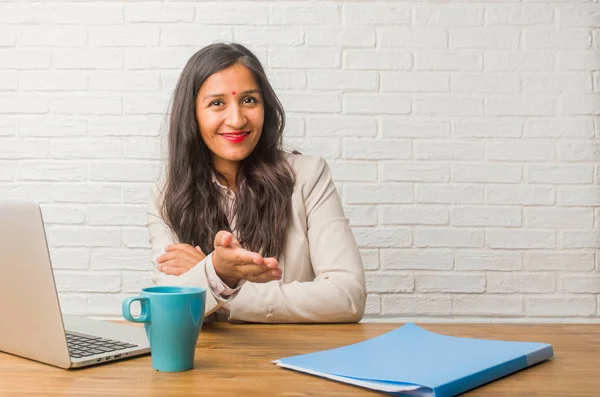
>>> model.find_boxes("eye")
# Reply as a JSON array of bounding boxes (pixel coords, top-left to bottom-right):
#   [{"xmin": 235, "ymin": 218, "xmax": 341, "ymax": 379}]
[
  {"xmin": 242, "ymin": 96, "xmax": 258, "ymax": 104},
  {"xmin": 209, "ymin": 99, "xmax": 224, "ymax": 107}
]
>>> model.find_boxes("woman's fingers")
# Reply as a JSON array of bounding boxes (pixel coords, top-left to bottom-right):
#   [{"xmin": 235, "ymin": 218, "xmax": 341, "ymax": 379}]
[
  {"xmin": 160, "ymin": 244, "xmax": 205, "ymax": 266},
  {"xmin": 220, "ymin": 246, "xmax": 264, "ymax": 267},
  {"xmin": 157, "ymin": 251, "xmax": 177, "ymax": 263},
  {"xmin": 157, "ymin": 259, "xmax": 185, "ymax": 271},
  {"xmin": 214, "ymin": 230, "xmax": 233, "ymax": 248},
  {"xmin": 170, "ymin": 243, "xmax": 205, "ymax": 257},
  {"xmin": 263, "ymin": 257, "xmax": 279, "ymax": 269},
  {"xmin": 160, "ymin": 235, "xmax": 281, "ymax": 280},
  {"xmin": 157, "ymin": 251, "xmax": 180, "ymax": 263},
  {"xmin": 263, "ymin": 257, "xmax": 281, "ymax": 278},
  {"xmin": 211, "ymin": 231, "xmax": 278, "ymax": 283},
  {"xmin": 160, "ymin": 265, "xmax": 188, "ymax": 276},
  {"xmin": 245, "ymin": 266, "xmax": 282, "ymax": 283},
  {"xmin": 180, "ymin": 244, "xmax": 203, "ymax": 257},
  {"xmin": 157, "ymin": 249, "xmax": 197, "ymax": 264},
  {"xmin": 164, "ymin": 243, "xmax": 196, "ymax": 253},
  {"xmin": 235, "ymin": 258, "xmax": 281, "ymax": 281},
  {"xmin": 235, "ymin": 264, "xmax": 269, "ymax": 277}
]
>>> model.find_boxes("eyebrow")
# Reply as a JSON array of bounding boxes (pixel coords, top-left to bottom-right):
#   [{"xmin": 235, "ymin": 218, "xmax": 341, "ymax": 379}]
[{"xmin": 202, "ymin": 89, "xmax": 261, "ymax": 100}]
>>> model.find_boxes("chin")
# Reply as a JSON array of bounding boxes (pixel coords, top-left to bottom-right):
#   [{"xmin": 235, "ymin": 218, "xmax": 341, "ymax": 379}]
[{"xmin": 220, "ymin": 148, "xmax": 256, "ymax": 162}]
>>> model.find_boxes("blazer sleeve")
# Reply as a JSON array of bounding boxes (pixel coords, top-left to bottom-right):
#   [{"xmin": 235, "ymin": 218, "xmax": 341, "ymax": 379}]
[
  {"xmin": 146, "ymin": 184, "xmax": 227, "ymax": 316},
  {"xmin": 227, "ymin": 157, "xmax": 367, "ymax": 323}
]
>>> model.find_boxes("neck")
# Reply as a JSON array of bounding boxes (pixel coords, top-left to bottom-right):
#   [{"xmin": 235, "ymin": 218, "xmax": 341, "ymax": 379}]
[{"xmin": 214, "ymin": 158, "xmax": 239, "ymax": 191}]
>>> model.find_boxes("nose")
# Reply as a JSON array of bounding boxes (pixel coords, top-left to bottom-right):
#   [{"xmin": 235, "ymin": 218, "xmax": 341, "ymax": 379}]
[{"xmin": 225, "ymin": 104, "xmax": 247, "ymax": 129}]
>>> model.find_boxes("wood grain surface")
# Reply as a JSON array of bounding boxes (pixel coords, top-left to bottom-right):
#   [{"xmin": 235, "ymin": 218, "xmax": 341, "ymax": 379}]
[{"xmin": 1, "ymin": 322, "xmax": 599, "ymax": 396}]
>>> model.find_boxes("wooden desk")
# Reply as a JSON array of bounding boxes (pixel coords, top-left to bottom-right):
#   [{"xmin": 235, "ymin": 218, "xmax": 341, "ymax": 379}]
[{"xmin": 1, "ymin": 323, "xmax": 599, "ymax": 396}]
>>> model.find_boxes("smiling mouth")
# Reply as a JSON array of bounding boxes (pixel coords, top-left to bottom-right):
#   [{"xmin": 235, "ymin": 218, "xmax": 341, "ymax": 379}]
[{"xmin": 220, "ymin": 131, "xmax": 251, "ymax": 143}]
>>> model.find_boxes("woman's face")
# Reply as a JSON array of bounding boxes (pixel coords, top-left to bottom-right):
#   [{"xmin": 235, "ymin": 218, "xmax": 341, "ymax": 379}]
[{"xmin": 196, "ymin": 63, "xmax": 264, "ymax": 171}]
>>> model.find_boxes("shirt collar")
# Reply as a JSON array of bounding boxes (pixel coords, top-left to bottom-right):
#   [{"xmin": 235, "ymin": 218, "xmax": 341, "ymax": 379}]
[{"xmin": 211, "ymin": 173, "xmax": 235, "ymax": 199}]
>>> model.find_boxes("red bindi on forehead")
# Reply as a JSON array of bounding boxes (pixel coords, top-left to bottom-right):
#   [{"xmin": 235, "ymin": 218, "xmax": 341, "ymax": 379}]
[{"xmin": 232, "ymin": 91, "xmax": 236, "ymax": 95}]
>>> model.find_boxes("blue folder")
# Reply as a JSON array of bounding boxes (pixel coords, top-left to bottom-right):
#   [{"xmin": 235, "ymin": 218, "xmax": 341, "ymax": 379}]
[{"xmin": 273, "ymin": 323, "xmax": 554, "ymax": 397}]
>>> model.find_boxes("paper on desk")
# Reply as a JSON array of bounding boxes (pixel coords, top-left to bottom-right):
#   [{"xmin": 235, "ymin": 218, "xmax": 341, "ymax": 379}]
[{"xmin": 274, "ymin": 360, "xmax": 428, "ymax": 395}]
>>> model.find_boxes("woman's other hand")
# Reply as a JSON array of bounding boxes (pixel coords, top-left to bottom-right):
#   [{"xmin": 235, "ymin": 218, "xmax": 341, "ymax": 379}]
[
  {"xmin": 212, "ymin": 230, "xmax": 282, "ymax": 288},
  {"xmin": 157, "ymin": 244, "xmax": 206, "ymax": 276}
]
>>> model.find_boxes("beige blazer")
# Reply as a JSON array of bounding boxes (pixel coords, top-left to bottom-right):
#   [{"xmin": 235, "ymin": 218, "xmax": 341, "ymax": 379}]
[{"xmin": 147, "ymin": 154, "xmax": 366, "ymax": 323}]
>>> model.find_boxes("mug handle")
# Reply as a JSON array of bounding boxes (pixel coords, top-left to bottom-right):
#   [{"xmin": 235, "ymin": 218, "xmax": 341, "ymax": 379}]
[{"xmin": 122, "ymin": 296, "xmax": 151, "ymax": 323}]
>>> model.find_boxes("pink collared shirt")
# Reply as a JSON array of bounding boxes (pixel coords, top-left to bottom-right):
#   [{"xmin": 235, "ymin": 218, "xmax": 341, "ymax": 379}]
[{"xmin": 204, "ymin": 175, "xmax": 245, "ymax": 306}]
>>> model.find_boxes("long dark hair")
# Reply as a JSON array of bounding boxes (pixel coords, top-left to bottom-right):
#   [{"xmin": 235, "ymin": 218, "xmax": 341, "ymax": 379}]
[{"xmin": 161, "ymin": 43, "xmax": 295, "ymax": 258}]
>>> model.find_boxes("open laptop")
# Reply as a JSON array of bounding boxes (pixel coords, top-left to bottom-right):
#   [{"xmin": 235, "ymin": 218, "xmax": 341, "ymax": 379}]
[{"xmin": 0, "ymin": 200, "xmax": 150, "ymax": 369}]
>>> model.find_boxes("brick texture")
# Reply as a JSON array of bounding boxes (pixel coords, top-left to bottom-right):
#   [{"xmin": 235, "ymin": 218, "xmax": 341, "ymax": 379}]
[{"xmin": 2, "ymin": 1, "xmax": 598, "ymax": 322}]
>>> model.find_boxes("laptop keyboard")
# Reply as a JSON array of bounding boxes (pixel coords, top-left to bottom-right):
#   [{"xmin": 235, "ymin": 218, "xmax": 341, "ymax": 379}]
[{"xmin": 66, "ymin": 331, "xmax": 138, "ymax": 359}]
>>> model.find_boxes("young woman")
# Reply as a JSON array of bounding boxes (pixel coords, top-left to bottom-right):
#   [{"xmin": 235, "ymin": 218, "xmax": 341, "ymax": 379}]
[{"xmin": 147, "ymin": 43, "xmax": 366, "ymax": 323}]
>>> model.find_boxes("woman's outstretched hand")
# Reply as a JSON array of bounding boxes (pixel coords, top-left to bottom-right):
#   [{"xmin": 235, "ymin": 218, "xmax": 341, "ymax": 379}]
[
  {"xmin": 212, "ymin": 230, "xmax": 282, "ymax": 288},
  {"xmin": 157, "ymin": 244, "xmax": 206, "ymax": 276}
]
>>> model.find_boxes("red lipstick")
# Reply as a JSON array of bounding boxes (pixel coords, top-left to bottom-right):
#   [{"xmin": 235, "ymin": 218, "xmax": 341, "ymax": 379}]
[{"xmin": 220, "ymin": 131, "xmax": 250, "ymax": 143}]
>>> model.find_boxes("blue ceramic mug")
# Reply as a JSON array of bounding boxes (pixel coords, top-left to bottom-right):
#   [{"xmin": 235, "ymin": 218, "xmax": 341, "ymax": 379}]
[{"xmin": 122, "ymin": 286, "xmax": 206, "ymax": 372}]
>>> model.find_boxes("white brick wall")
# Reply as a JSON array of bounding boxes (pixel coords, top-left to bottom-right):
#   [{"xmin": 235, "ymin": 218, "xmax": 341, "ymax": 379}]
[{"xmin": 1, "ymin": 1, "xmax": 599, "ymax": 322}]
